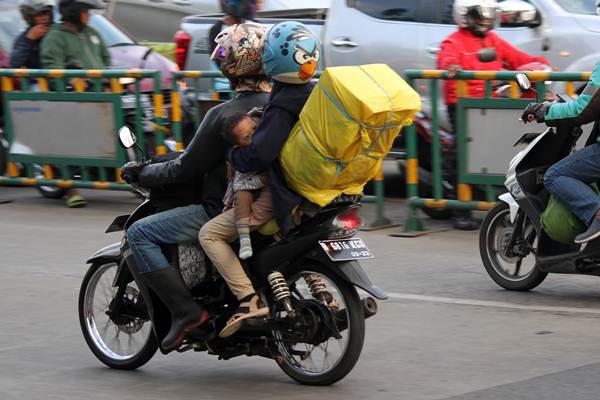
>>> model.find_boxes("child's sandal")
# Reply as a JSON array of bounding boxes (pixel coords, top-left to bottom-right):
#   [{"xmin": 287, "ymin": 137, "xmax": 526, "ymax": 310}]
[{"xmin": 219, "ymin": 293, "xmax": 269, "ymax": 338}]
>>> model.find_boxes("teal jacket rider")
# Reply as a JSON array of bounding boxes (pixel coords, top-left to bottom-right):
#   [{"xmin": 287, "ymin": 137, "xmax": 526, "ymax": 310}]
[{"xmin": 545, "ymin": 60, "xmax": 600, "ymax": 130}]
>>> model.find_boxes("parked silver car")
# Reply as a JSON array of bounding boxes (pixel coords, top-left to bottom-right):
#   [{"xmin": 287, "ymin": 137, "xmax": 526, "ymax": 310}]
[{"xmin": 324, "ymin": 0, "xmax": 600, "ymax": 85}]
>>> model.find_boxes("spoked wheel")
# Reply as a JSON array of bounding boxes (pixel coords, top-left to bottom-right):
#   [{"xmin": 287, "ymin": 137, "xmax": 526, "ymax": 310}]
[
  {"xmin": 33, "ymin": 164, "xmax": 67, "ymax": 199},
  {"xmin": 79, "ymin": 262, "xmax": 158, "ymax": 369},
  {"xmin": 479, "ymin": 202, "xmax": 547, "ymax": 291},
  {"xmin": 273, "ymin": 263, "xmax": 365, "ymax": 386}
]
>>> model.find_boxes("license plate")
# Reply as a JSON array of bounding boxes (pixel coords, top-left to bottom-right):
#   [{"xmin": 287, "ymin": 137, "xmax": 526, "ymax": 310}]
[{"xmin": 318, "ymin": 238, "xmax": 373, "ymax": 261}]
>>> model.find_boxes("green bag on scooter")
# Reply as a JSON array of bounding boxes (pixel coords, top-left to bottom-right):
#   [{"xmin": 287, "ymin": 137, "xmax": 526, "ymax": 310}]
[{"xmin": 540, "ymin": 195, "xmax": 585, "ymax": 244}]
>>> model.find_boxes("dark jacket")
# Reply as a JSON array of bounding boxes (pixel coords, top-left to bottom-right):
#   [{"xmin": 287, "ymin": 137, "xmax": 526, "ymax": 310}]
[
  {"xmin": 10, "ymin": 29, "xmax": 42, "ymax": 69},
  {"xmin": 228, "ymin": 81, "xmax": 315, "ymax": 234},
  {"xmin": 138, "ymin": 90, "xmax": 270, "ymax": 218}
]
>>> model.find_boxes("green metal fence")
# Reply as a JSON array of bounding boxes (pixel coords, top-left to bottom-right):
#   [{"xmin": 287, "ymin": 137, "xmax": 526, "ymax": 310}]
[
  {"xmin": 402, "ymin": 69, "xmax": 591, "ymax": 232},
  {"xmin": 0, "ymin": 68, "xmax": 164, "ymax": 190},
  {"xmin": 0, "ymin": 67, "xmax": 392, "ymax": 227}
]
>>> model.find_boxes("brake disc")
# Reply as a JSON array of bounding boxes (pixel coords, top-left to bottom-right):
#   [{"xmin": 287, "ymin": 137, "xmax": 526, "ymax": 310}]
[{"xmin": 496, "ymin": 227, "xmax": 521, "ymax": 263}]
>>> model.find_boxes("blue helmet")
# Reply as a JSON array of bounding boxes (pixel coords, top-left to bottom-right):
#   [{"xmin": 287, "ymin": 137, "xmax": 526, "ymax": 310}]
[{"xmin": 262, "ymin": 21, "xmax": 322, "ymax": 84}]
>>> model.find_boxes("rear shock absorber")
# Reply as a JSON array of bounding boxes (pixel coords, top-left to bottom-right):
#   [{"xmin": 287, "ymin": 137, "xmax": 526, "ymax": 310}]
[
  {"xmin": 267, "ymin": 272, "xmax": 295, "ymax": 317},
  {"xmin": 304, "ymin": 274, "xmax": 340, "ymax": 311}
]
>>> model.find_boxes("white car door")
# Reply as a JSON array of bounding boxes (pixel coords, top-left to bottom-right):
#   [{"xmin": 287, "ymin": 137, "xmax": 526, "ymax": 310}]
[{"xmin": 323, "ymin": 0, "xmax": 442, "ymax": 72}]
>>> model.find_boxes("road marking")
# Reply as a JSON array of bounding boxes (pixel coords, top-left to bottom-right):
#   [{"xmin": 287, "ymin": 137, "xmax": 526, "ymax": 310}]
[{"xmin": 386, "ymin": 293, "xmax": 600, "ymax": 315}]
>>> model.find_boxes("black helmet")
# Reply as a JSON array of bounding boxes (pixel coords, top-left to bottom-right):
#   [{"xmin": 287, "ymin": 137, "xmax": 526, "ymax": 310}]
[
  {"xmin": 19, "ymin": 0, "xmax": 54, "ymax": 26},
  {"xmin": 58, "ymin": 0, "xmax": 103, "ymax": 26}
]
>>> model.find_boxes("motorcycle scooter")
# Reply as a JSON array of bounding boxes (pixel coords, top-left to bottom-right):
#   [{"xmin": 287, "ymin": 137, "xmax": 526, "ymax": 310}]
[
  {"xmin": 479, "ymin": 75, "xmax": 600, "ymax": 291},
  {"xmin": 78, "ymin": 127, "xmax": 385, "ymax": 385}
]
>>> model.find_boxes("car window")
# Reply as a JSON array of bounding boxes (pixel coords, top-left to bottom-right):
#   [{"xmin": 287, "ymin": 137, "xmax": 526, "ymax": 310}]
[
  {"xmin": 347, "ymin": 0, "xmax": 439, "ymax": 23},
  {"xmin": 552, "ymin": 0, "xmax": 596, "ymax": 14},
  {"xmin": 440, "ymin": 0, "xmax": 537, "ymax": 25},
  {"xmin": 440, "ymin": 0, "xmax": 454, "ymax": 24},
  {"xmin": 88, "ymin": 15, "xmax": 135, "ymax": 47}
]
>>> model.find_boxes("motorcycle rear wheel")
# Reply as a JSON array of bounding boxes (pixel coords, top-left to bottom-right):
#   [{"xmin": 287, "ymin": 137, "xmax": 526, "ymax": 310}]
[
  {"xmin": 79, "ymin": 262, "xmax": 158, "ymax": 369},
  {"xmin": 273, "ymin": 263, "xmax": 365, "ymax": 386},
  {"xmin": 479, "ymin": 202, "xmax": 547, "ymax": 291}
]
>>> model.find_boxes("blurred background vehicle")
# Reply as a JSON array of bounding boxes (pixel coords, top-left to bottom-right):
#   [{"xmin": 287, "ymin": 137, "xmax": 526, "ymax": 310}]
[
  {"xmin": 0, "ymin": 0, "xmax": 179, "ymax": 182},
  {"xmin": 324, "ymin": 0, "xmax": 599, "ymax": 93},
  {"xmin": 0, "ymin": 0, "xmax": 177, "ymax": 91},
  {"xmin": 104, "ymin": 0, "xmax": 331, "ymax": 41}
]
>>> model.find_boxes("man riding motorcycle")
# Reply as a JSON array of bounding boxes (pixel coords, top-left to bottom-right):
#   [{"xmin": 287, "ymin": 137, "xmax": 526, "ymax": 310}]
[
  {"xmin": 521, "ymin": 0, "xmax": 600, "ymax": 244},
  {"xmin": 523, "ymin": 70, "xmax": 600, "ymax": 243},
  {"xmin": 437, "ymin": 0, "xmax": 550, "ymax": 230},
  {"xmin": 118, "ymin": 23, "xmax": 270, "ymax": 353},
  {"xmin": 10, "ymin": 0, "xmax": 54, "ymax": 69}
]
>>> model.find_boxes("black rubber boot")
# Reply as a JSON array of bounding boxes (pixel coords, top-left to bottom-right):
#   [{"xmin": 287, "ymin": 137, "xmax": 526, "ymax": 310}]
[{"xmin": 143, "ymin": 267, "xmax": 208, "ymax": 353}]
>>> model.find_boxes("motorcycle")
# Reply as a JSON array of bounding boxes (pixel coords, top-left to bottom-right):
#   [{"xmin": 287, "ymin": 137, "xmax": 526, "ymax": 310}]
[
  {"xmin": 479, "ymin": 74, "xmax": 600, "ymax": 291},
  {"xmin": 78, "ymin": 126, "xmax": 385, "ymax": 385}
]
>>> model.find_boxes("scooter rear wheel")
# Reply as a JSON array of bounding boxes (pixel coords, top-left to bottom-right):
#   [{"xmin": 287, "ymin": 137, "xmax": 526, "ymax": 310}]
[{"xmin": 479, "ymin": 202, "xmax": 547, "ymax": 291}]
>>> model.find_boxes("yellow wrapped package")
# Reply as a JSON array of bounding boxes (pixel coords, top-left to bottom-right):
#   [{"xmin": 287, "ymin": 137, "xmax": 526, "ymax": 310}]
[{"xmin": 280, "ymin": 64, "xmax": 421, "ymax": 206}]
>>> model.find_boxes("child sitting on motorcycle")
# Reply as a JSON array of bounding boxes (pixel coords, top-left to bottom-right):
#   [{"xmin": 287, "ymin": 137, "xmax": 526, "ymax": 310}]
[
  {"xmin": 221, "ymin": 111, "xmax": 273, "ymax": 260},
  {"xmin": 199, "ymin": 21, "xmax": 321, "ymax": 338},
  {"xmin": 523, "ymin": 58, "xmax": 600, "ymax": 244}
]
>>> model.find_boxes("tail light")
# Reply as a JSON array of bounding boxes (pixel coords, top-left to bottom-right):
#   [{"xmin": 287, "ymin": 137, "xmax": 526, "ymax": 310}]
[
  {"xmin": 174, "ymin": 30, "xmax": 191, "ymax": 71},
  {"xmin": 329, "ymin": 207, "xmax": 362, "ymax": 238}
]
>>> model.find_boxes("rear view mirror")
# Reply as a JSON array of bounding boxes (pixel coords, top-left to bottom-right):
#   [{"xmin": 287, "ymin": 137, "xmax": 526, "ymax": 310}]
[
  {"xmin": 118, "ymin": 126, "xmax": 136, "ymax": 148},
  {"xmin": 498, "ymin": 0, "xmax": 540, "ymax": 28},
  {"xmin": 515, "ymin": 73, "xmax": 531, "ymax": 90},
  {"xmin": 477, "ymin": 48, "xmax": 497, "ymax": 63}
]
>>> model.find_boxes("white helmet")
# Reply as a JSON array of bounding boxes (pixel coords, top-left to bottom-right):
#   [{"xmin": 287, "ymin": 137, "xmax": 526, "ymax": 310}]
[{"xmin": 453, "ymin": 0, "xmax": 498, "ymax": 36}]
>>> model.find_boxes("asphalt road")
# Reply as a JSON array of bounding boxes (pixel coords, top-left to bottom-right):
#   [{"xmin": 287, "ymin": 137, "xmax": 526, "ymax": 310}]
[{"xmin": 2, "ymin": 186, "xmax": 600, "ymax": 400}]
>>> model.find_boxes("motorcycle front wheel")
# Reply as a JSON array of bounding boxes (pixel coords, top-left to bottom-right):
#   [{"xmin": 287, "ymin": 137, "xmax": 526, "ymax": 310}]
[
  {"xmin": 273, "ymin": 263, "xmax": 365, "ymax": 386},
  {"xmin": 33, "ymin": 164, "xmax": 67, "ymax": 199},
  {"xmin": 79, "ymin": 262, "xmax": 158, "ymax": 369},
  {"xmin": 479, "ymin": 202, "xmax": 547, "ymax": 291}
]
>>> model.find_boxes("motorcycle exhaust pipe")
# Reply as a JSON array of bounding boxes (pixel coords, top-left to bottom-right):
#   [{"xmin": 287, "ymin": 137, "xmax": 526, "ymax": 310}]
[{"xmin": 362, "ymin": 296, "xmax": 378, "ymax": 319}]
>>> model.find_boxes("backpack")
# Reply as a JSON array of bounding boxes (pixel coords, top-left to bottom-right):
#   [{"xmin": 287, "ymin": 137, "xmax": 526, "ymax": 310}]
[{"xmin": 279, "ymin": 64, "xmax": 421, "ymax": 206}]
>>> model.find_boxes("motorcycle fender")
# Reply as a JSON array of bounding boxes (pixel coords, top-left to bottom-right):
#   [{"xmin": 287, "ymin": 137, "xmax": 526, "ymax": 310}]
[
  {"xmin": 86, "ymin": 242, "xmax": 121, "ymax": 264},
  {"xmin": 305, "ymin": 251, "xmax": 388, "ymax": 300},
  {"xmin": 499, "ymin": 193, "xmax": 519, "ymax": 223}
]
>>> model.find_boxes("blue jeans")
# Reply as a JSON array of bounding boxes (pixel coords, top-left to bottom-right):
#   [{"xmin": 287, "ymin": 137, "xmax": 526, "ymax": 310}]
[
  {"xmin": 127, "ymin": 204, "xmax": 210, "ymax": 274},
  {"xmin": 544, "ymin": 143, "xmax": 600, "ymax": 226}
]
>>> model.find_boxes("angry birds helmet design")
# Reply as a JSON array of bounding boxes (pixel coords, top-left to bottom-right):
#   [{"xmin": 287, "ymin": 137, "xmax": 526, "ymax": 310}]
[{"xmin": 262, "ymin": 21, "xmax": 322, "ymax": 84}]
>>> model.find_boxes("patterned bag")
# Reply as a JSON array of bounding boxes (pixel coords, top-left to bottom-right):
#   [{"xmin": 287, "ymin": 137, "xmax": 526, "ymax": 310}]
[{"xmin": 177, "ymin": 242, "xmax": 209, "ymax": 288}]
